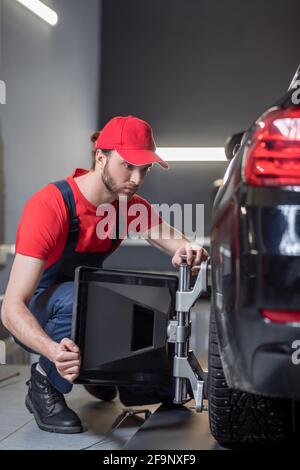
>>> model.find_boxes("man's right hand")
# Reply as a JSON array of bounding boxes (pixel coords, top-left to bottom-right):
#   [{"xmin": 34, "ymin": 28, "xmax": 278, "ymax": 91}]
[{"xmin": 52, "ymin": 338, "xmax": 81, "ymax": 382}]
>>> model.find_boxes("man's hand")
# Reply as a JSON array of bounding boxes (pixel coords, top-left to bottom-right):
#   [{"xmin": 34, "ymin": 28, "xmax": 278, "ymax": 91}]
[
  {"xmin": 52, "ymin": 338, "xmax": 81, "ymax": 382},
  {"xmin": 172, "ymin": 243, "xmax": 209, "ymax": 276}
]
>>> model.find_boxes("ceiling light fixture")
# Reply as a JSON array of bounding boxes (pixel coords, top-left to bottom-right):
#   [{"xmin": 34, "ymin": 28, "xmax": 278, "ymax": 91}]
[
  {"xmin": 16, "ymin": 0, "xmax": 58, "ymax": 26},
  {"xmin": 157, "ymin": 147, "xmax": 226, "ymax": 162}
]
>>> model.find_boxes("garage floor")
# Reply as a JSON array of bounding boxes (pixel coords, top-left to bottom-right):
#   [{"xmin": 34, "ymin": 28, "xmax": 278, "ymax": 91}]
[{"xmin": 0, "ymin": 365, "xmax": 220, "ymax": 450}]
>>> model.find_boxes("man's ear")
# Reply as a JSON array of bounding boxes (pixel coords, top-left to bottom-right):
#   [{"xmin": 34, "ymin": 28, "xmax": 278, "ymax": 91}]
[{"xmin": 95, "ymin": 149, "xmax": 105, "ymax": 167}]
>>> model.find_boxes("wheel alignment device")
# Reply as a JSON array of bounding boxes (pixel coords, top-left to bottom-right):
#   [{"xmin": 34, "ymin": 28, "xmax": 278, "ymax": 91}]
[{"xmin": 167, "ymin": 257, "xmax": 211, "ymax": 412}]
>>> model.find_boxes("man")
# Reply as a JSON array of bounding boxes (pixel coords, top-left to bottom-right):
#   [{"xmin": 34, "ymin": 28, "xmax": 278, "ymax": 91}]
[{"xmin": 1, "ymin": 116, "xmax": 207, "ymax": 434}]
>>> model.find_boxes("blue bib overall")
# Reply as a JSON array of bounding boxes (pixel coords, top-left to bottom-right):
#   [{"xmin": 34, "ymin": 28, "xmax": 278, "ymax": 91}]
[{"xmin": 27, "ymin": 180, "xmax": 121, "ymax": 393}]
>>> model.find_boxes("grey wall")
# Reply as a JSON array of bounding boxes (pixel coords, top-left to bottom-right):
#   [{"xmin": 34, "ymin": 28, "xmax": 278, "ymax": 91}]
[
  {"xmin": 100, "ymin": 0, "xmax": 300, "ymax": 144},
  {"xmin": 98, "ymin": 0, "xmax": 300, "ymax": 265},
  {"xmin": 1, "ymin": 0, "xmax": 101, "ymax": 244}
]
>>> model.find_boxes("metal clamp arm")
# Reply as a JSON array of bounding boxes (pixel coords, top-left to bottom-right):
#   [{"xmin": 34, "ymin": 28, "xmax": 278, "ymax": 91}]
[{"xmin": 175, "ymin": 258, "xmax": 211, "ymax": 313}]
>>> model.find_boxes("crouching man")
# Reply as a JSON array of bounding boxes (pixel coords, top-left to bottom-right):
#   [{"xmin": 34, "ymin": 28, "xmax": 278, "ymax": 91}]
[{"xmin": 1, "ymin": 116, "xmax": 207, "ymax": 433}]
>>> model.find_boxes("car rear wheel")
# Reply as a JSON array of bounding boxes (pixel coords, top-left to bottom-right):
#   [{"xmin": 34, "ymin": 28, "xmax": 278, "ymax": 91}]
[
  {"xmin": 84, "ymin": 384, "xmax": 118, "ymax": 401},
  {"xmin": 208, "ymin": 308, "xmax": 294, "ymax": 448}
]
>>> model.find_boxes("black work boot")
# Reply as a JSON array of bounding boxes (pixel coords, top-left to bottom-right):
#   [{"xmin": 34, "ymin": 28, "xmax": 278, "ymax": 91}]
[{"xmin": 25, "ymin": 363, "xmax": 83, "ymax": 434}]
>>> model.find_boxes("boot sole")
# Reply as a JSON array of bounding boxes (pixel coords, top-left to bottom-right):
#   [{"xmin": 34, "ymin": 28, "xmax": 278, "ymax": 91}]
[{"xmin": 25, "ymin": 395, "xmax": 84, "ymax": 434}]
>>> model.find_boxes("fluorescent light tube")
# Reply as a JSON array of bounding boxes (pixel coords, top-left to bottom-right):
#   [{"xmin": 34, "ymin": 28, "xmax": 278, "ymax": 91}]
[
  {"xmin": 157, "ymin": 147, "xmax": 226, "ymax": 162},
  {"xmin": 16, "ymin": 0, "xmax": 58, "ymax": 26}
]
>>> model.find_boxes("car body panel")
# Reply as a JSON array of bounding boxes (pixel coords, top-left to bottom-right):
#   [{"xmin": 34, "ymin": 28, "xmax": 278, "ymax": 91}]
[{"xmin": 211, "ymin": 75, "xmax": 300, "ymax": 399}]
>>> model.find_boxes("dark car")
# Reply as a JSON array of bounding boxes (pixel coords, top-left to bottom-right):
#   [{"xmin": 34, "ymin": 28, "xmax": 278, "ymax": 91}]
[{"xmin": 208, "ymin": 65, "xmax": 300, "ymax": 447}]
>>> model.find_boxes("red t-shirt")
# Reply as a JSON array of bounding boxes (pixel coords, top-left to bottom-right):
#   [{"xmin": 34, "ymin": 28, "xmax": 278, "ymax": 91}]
[{"xmin": 16, "ymin": 168, "xmax": 162, "ymax": 270}]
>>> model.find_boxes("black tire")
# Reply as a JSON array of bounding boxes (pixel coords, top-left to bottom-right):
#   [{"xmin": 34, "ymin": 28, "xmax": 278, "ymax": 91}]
[
  {"xmin": 208, "ymin": 308, "xmax": 294, "ymax": 448},
  {"xmin": 84, "ymin": 384, "xmax": 117, "ymax": 402}
]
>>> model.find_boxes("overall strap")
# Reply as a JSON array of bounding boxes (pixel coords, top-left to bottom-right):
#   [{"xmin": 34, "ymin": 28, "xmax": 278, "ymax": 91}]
[
  {"xmin": 52, "ymin": 180, "xmax": 122, "ymax": 247},
  {"xmin": 52, "ymin": 180, "xmax": 79, "ymax": 244}
]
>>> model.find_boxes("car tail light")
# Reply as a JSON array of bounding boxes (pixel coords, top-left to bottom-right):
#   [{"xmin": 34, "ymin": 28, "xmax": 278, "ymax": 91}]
[
  {"xmin": 244, "ymin": 107, "xmax": 300, "ymax": 186},
  {"xmin": 262, "ymin": 309, "xmax": 300, "ymax": 323}
]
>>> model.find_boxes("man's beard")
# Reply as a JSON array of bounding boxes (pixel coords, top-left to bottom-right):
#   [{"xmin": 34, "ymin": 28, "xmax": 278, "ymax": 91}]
[
  {"xmin": 101, "ymin": 159, "xmax": 119, "ymax": 197},
  {"xmin": 101, "ymin": 159, "xmax": 136, "ymax": 199}
]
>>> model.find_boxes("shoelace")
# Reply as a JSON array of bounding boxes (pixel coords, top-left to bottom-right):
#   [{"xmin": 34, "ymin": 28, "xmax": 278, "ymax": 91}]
[
  {"xmin": 27, "ymin": 377, "xmax": 64, "ymax": 408},
  {"xmin": 44, "ymin": 383, "xmax": 63, "ymax": 407}
]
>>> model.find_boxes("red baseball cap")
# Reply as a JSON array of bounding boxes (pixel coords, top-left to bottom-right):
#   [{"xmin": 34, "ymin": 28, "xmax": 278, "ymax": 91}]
[{"xmin": 94, "ymin": 116, "xmax": 169, "ymax": 169}]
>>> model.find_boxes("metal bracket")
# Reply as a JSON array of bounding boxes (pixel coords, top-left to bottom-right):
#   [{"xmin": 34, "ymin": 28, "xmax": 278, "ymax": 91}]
[
  {"xmin": 167, "ymin": 321, "xmax": 191, "ymax": 343},
  {"xmin": 173, "ymin": 352, "xmax": 207, "ymax": 412},
  {"xmin": 176, "ymin": 260, "xmax": 211, "ymax": 313},
  {"xmin": 171, "ymin": 258, "xmax": 211, "ymax": 412}
]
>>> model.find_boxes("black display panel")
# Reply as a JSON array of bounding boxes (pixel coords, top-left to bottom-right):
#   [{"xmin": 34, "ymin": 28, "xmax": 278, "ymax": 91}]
[{"xmin": 71, "ymin": 267, "xmax": 178, "ymax": 385}]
